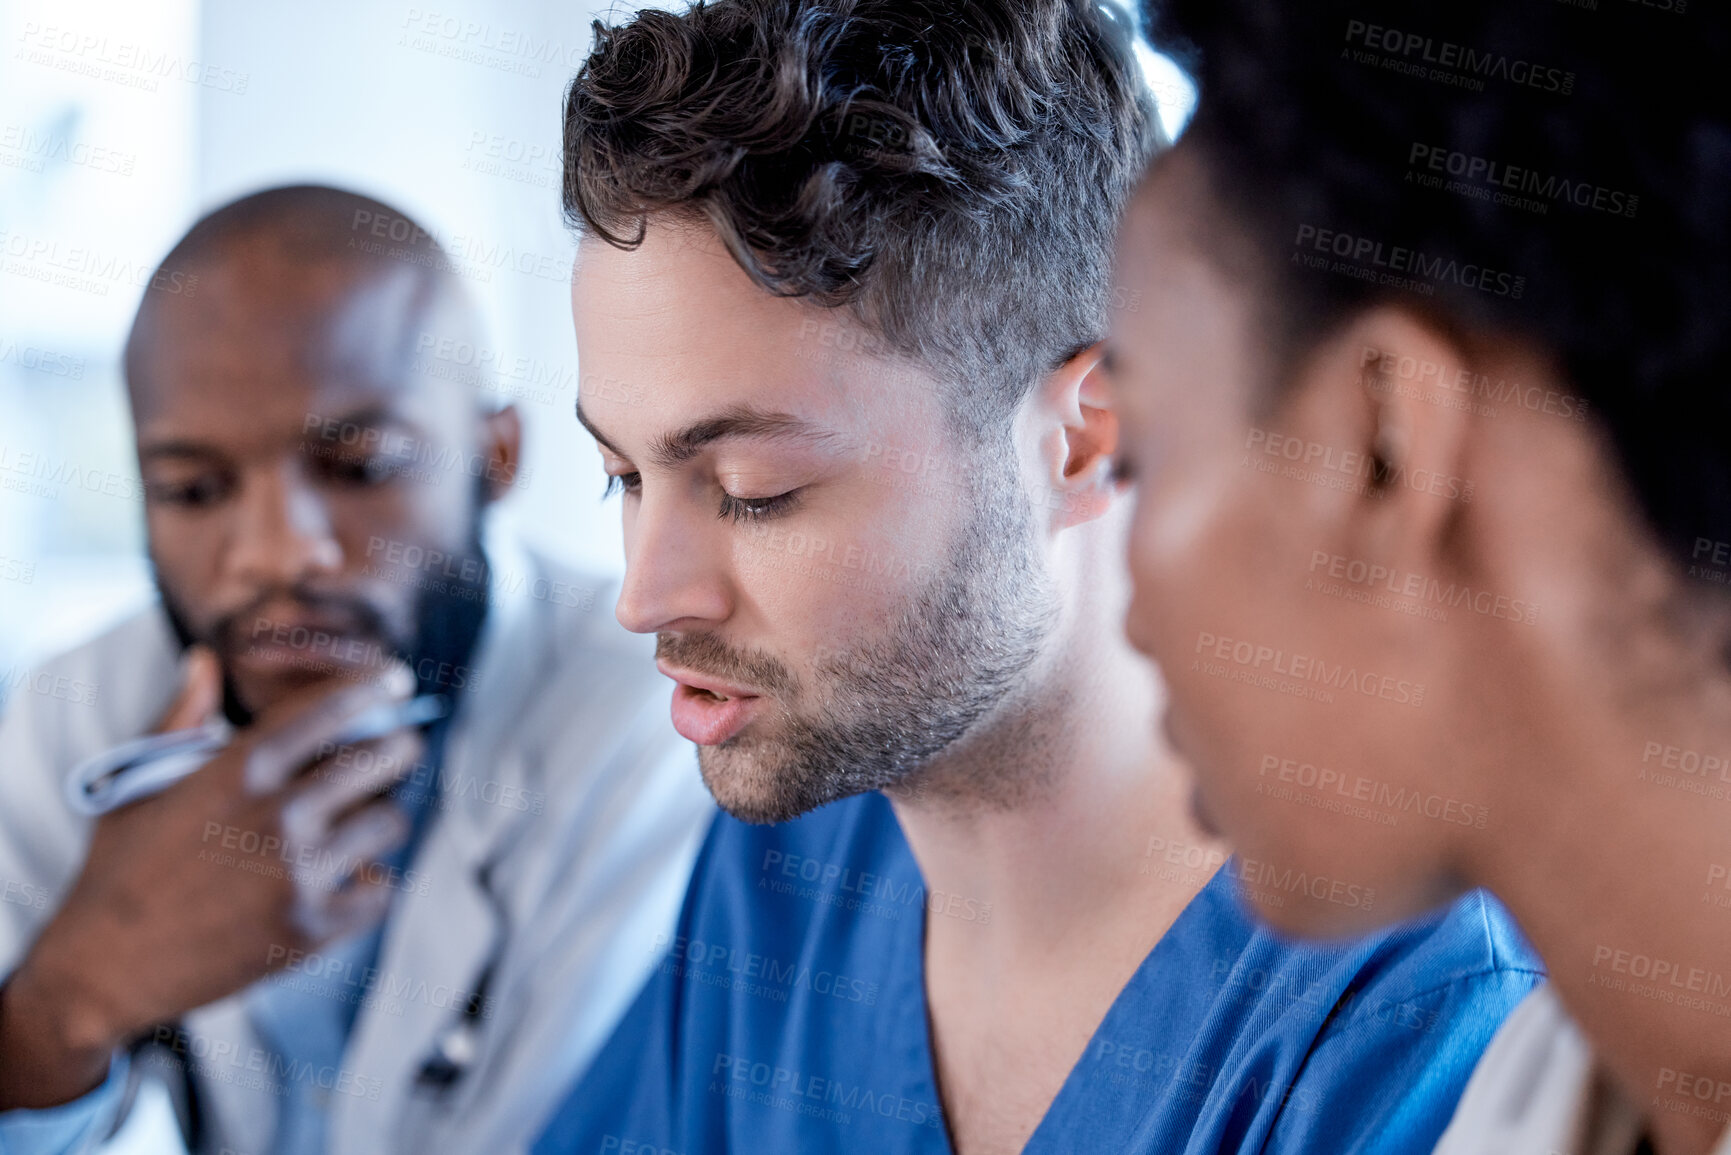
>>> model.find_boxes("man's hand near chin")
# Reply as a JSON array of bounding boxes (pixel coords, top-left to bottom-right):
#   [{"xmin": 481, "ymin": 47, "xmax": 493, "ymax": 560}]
[{"xmin": 0, "ymin": 647, "xmax": 425, "ymax": 1111}]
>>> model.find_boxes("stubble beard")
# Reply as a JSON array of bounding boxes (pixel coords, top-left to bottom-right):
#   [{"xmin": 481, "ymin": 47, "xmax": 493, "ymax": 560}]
[{"xmin": 671, "ymin": 456, "xmax": 1061, "ymax": 824}]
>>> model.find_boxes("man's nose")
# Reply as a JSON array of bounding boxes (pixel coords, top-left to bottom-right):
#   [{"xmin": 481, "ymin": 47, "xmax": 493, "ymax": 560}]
[
  {"xmin": 225, "ymin": 463, "xmax": 343, "ymax": 588},
  {"xmin": 615, "ymin": 495, "xmax": 733, "ymax": 635}
]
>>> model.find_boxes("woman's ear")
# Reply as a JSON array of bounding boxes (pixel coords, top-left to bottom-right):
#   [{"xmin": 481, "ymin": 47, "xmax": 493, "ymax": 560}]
[{"xmin": 1274, "ymin": 308, "xmax": 1477, "ymax": 572}]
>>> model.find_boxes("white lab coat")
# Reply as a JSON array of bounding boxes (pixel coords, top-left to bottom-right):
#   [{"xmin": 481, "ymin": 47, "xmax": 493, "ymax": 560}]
[
  {"xmin": 0, "ymin": 531, "xmax": 716, "ymax": 1155},
  {"xmin": 1433, "ymin": 984, "xmax": 1731, "ymax": 1155}
]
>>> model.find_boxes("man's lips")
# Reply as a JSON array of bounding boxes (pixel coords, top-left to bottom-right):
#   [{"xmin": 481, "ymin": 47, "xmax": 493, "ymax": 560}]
[{"xmin": 658, "ymin": 661, "xmax": 764, "ymax": 746}]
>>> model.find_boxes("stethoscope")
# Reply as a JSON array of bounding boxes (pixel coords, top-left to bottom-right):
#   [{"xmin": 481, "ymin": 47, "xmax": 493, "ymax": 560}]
[
  {"xmin": 124, "ymin": 848, "xmax": 510, "ymax": 1145},
  {"xmin": 412, "ymin": 851, "xmax": 512, "ymax": 1096}
]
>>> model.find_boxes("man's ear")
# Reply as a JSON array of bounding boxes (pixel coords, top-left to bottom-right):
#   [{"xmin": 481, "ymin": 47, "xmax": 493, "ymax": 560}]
[
  {"xmin": 480, "ymin": 404, "xmax": 523, "ymax": 504},
  {"xmin": 1031, "ymin": 341, "xmax": 1118, "ymax": 528},
  {"xmin": 1279, "ymin": 307, "xmax": 1475, "ymax": 570}
]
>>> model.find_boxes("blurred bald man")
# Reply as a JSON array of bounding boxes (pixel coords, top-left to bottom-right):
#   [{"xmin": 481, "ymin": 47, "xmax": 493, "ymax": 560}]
[{"xmin": 0, "ymin": 186, "xmax": 714, "ymax": 1155}]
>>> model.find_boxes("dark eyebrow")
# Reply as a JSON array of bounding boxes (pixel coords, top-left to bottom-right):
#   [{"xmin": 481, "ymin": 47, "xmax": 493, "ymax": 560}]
[
  {"xmin": 140, "ymin": 405, "xmax": 420, "ymax": 463},
  {"xmin": 577, "ymin": 400, "xmax": 843, "ymax": 469},
  {"xmin": 138, "ymin": 440, "xmax": 224, "ymax": 463},
  {"xmin": 575, "ymin": 399, "xmax": 624, "ymax": 457}
]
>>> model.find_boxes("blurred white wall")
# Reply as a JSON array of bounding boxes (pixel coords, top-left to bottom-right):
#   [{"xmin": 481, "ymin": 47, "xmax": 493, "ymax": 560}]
[{"xmin": 0, "ymin": 0, "xmax": 633, "ymax": 687}]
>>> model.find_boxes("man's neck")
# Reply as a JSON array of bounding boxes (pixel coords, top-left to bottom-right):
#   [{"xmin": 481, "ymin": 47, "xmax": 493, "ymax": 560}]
[
  {"xmin": 887, "ymin": 634, "xmax": 1225, "ymax": 1155},
  {"xmin": 887, "ymin": 678, "xmax": 1214, "ymax": 951}
]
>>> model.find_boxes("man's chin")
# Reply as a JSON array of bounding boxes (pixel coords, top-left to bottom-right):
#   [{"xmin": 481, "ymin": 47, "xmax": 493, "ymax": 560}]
[{"xmin": 696, "ymin": 746, "xmax": 840, "ymax": 826}]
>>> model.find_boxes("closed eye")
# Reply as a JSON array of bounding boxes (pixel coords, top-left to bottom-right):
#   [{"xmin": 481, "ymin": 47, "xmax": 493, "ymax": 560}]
[
  {"xmin": 718, "ymin": 490, "xmax": 800, "ymax": 523},
  {"xmin": 603, "ymin": 471, "xmax": 641, "ymax": 499}
]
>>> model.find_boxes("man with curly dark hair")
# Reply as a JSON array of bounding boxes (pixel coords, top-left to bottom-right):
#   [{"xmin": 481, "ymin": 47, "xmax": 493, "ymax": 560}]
[
  {"xmin": 532, "ymin": 1, "xmax": 1542, "ymax": 1152},
  {"xmin": 1109, "ymin": 2, "xmax": 1731, "ymax": 1153}
]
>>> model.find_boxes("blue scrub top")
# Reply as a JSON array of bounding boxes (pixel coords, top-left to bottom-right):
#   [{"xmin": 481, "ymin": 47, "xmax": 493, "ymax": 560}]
[{"xmin": 534, "ymin": 791, "xmax": 1542, "ymax": 1155}]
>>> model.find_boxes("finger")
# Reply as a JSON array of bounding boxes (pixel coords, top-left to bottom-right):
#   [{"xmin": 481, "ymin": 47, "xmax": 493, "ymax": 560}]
[
  {"xmin": 242, "ymin": 664, "xmax": 415, "ymax": 795},
  {"xmin": 321, "ymin": 803, "xmax": 411, "ymax": 889},
  {"xmin": 289, "ymin": 807, "xmax": 410, "ymax": 939},
  {"xmin": 284, "ymin": 803, "xmax": 407, "ymax": 907},
  {"xmin": 152, "ymin": 646, "xmax": 223, "ymax": 734},
  {"xmin": 283, "ymin": 730, "xmax": 426, "ymax": 835},
  {"xmin": 303, "ymin": 874, "xmax": 397, "ymax": 944}
]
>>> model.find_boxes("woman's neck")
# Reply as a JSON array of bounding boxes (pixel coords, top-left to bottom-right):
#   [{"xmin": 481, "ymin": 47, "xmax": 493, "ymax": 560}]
[{"xmin": 1471, "ymin": 613, "xmax": 1731, "ymax": 1155}]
